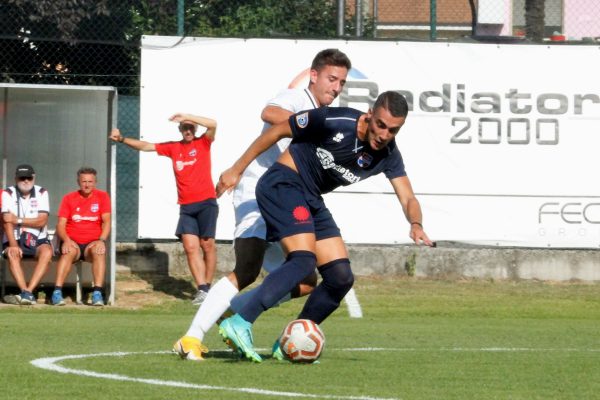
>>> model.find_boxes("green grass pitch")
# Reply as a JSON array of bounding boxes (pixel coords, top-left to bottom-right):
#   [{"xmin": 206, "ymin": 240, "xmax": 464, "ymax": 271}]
[{"xmin": 1, "ymin": 277, "xmax": 599, "ymax": 399}]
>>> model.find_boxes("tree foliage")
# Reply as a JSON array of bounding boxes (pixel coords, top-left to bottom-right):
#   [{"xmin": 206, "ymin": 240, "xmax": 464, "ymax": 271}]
[{"xmin": 0, "ymin": 0, "xmax": 345, "ymax": 92}]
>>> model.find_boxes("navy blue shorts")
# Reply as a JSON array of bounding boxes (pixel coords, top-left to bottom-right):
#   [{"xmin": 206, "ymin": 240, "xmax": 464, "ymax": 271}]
[
  {"xmin": 3, "ymin": 237, "xmax": 51, "ymax": 258},
  {"xmin": 256, "ymin": 163, "xmax": 340, "ymax": 242},
  {"xmin": 176, "ymin": 198, "xmax": 218, "ymax": 239}
]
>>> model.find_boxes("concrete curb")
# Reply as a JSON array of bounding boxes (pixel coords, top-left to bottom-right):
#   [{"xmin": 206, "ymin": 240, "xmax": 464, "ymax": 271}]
[{"xmin": 115, "ymin": 241, "xmax": 600, "ymax": 282}]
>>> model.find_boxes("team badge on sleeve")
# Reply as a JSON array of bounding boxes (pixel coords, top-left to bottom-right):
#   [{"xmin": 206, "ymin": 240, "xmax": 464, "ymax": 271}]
[{"xmin": 295, "ymin": 112, "xmax": 309, "ymax": 128}]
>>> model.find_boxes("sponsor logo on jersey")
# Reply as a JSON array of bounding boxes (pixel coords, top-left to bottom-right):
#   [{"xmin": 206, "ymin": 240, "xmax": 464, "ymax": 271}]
[
  {"xmin": 189, "ymin": 149, "xmax": 197, "ymax": 157},
  {"xmin": 316, "ymin": 148, "xmax": 335, "ymax": 169},
  {"xmin": 357, "ymin": 152, "xmax": 373, "ymax": 168},
  {"xmin": 175, "ymin": 159, "xmax": 197, "ymax": 171},
  {"xmin": 91, "ymin": 203, "xmax": 99, "ymax": 213},
  {"xmin": 333, "ymin": 132, "xmax": 344, "ymax": 143},
  {"xmin": 295, "ymin": 112, "xmax": 309, "ymax": 128},
  {"xmin": 72, "ymin": 214, "xmax": 99, "ymax": 222},
  {"xmin": 30, "ymin": 199, "xmax": 38, "ymax": 208},
  {"xmin": 316, "ymin": 147, "xmax": 361, "ymax": 184}
]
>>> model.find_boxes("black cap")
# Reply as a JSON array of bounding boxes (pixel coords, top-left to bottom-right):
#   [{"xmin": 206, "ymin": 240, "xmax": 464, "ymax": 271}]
[{"xmin": 15, "ymin": 164, "xmax": 35, "ymax": 178}]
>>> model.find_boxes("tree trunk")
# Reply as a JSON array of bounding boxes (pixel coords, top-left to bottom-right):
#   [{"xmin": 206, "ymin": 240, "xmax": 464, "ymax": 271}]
[{"xmin": 525, "ymin": 0, "xmax": 545, "ymax": 42}]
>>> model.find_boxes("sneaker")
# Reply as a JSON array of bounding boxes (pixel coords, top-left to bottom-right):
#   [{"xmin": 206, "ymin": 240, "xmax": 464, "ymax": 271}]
[
  {"xmin": 3, "ymin": 294, "xmax": 20, "ymax": 305},
  {"xmin": 216, "ymin": 307, "xmax": 234, "ymax": 326},
  {"xmin": 271, "ymin": 339, "xmax": 285, "ymax": 361},
  {"xmin": 91, "ymin": 290, "xmax": 104, "ymax": 306},
  {"xmin": 218, "ymin": 314, "xmax": 262, "ymax": 363},
  {"xmin": 18, "ymin": 291, "xmax": 35, "ymax": 305},
  {"xmin": 51, "ymin": 289, "xmax": 66, "ymax": 306},
  {"xmin": 172, "ymin": 336, "xmax": 209, "ymax": 361},
  {"xmin": 191, "ymin": 289, "xmax": 208, "ymax": 306}
]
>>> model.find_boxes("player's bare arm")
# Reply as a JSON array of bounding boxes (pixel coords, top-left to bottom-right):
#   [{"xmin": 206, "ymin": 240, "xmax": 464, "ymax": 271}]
[
  {"xmin": 216, "ymin": 121, "xmax": 292, "ymax": 197},
  {"xmin": 390, "ymin": 175, "xmax": 433, "ymax": 246},
  {"xmin": 169, "ymin": 113, "xmax": 217, "ymax": 141},
  {"xmin": 109, "ymin": 128, "xmax": 156, "ymax": 151},
  {"xmin": 3, "ymin": 212, "xmax": 48, "ymax": 229},
  {"xmin": 56, "ymin": 217, "xmax": 77, "ymax": 254},
  {"xmin": 261, "ymin": 105, "xmax": 293, "ymax": 125}
]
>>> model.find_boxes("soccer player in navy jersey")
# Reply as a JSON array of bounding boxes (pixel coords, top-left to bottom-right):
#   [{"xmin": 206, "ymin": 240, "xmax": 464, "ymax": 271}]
[{"xmin": 216, "ymin": 91, "xmax": 434, "ymax": 362}]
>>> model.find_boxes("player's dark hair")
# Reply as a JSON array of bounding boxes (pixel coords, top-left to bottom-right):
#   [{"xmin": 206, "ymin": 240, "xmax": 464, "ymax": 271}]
[
  {"xmin": 374, "ymin": 91, "xmax": 409, "ymax": 118},
  {"xmin": 77, "ymin": 166, "xmax": 97, "ymax": 177},
  {"xmin": 311, "ymin": 48, "xmax": 352, "ymax": 71}
]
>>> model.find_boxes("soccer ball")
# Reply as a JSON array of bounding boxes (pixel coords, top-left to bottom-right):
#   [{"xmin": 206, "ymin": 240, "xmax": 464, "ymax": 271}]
[{"xmin": 279, "ymin": 319, "xmax": 325, "ymax": 362}]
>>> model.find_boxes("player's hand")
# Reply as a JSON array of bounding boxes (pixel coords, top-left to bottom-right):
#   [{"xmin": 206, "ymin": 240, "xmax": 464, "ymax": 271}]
[
  {"xmin": 109, "ymin": 128, "xmax": 122, "ymax": 142},
  {"xmin": 215, "ymin": 168, "xmax": 240, "ymax": 197},
  {"xmin": 61, "ymin": 240, "xmax": 76, "ymax": 255},
  {"xmin": 169, "ymin": 113, "xmax": 188, "ymax": 123},
  {"xmin": 410, "ymin": 224, "xmax": 434, "ymax": 247},
  {"xmin": 6, "ymin": 246, "xmax": 23, "ymax": 259}
]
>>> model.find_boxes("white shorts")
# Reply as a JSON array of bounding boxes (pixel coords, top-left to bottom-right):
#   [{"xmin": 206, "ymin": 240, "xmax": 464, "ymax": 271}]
[{"xmin": 233, "ymin": 175, "xmax": 266, "ymax": 239}]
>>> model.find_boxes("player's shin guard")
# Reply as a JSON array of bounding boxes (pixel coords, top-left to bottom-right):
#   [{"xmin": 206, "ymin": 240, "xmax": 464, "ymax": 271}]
[
  {"xmin": 297, "ymin": 258, "xmax": 353, "ymax": 324},
  {"xmin": 238, "ymin": 250, "xmax": 317, "ymax": 323}
]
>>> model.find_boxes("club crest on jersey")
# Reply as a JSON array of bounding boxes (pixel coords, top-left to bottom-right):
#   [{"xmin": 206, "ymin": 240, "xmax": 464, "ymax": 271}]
[
  {"xmin": 189, "ymin": 149, "xmax": 197, "ymax": 157},
  {"xmin": 295, "ymin": 112, "xmax": 309, "ymax": 128},
  {"xmin": 91, "ymin": 203, "xmax": 99, "ymax": 213},
  {"xmin": 357, "ymin": 152, "xmax": 373, "ymax": 168}
]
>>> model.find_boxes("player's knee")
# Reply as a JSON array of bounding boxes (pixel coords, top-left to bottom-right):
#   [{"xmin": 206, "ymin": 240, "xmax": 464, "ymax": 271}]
[
  {"xmin": 199, "ymin": 237, "xmax": 215, "ymax": 252},
  {"xmin": 182, "ymin": 241, "xmax": 199, "ymax": 254},
  {"xmin": 319, "ymin": 258, "xmax": 354, "ymax": 298}
]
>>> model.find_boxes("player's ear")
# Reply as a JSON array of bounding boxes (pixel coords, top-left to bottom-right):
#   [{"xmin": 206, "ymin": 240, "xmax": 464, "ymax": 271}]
[{"xmin": 309, "ymin": 69, "xmax": 318, "ymax": 85}]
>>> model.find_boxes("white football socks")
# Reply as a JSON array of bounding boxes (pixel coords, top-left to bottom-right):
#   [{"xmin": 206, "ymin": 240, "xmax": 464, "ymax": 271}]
[{"xmin": 185, "ymin": 277, "xmax": 239, "ymax": 340}]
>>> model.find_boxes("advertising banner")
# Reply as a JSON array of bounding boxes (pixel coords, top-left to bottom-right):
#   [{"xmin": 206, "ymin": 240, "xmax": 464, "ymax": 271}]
[{"xmin": 140, "ymin": 36, "xmax": 600, "ymax": 247}]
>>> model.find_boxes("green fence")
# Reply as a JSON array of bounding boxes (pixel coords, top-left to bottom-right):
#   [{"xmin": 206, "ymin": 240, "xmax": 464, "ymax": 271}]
[{"xmin": 2, "ymin": 0, "xmax": 599, "ymax": 241}]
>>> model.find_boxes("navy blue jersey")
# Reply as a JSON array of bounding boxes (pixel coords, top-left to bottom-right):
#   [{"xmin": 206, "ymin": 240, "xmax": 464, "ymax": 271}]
[{"xmin": 288, "ymin": 107, "xmax": 406, "ymax": 196}]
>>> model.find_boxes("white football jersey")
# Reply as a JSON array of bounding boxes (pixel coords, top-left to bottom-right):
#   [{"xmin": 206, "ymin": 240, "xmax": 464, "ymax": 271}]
[{"xmin": 233, "ymin": 87, "xmax": 319, "ymax": 239}]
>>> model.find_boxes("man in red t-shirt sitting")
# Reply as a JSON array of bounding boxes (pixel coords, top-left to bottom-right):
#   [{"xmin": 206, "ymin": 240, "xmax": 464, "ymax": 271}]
[
  {"xmin": 109, "ymin": 113, "xmax": 218, "ymax": 306},
  {"xmin": 51, "ymin": 167, "xmax": 111, "ymax": 306}
]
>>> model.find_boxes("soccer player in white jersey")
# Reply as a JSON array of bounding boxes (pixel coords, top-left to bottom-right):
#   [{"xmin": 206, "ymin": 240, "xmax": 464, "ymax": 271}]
[{"xmin": 173, "ymin": 49, "xmax": 352, "ymax": 361}]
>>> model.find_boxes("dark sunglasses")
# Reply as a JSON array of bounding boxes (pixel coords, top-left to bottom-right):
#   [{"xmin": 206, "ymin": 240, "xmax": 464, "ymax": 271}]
[{"xmin": 18, "ymin": 176, "xmax": 33, "ymax": 181}]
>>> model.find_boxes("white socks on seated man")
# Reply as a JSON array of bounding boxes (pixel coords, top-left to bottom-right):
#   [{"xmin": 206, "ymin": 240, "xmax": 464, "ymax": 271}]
[{"xmin": 185, "ymin": 277, "xmax": 239, "ymax": 341}]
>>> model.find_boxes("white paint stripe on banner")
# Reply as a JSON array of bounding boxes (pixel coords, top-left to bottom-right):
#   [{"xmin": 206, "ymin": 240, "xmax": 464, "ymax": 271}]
[
  {"xmin": 30, "ymin": 351, "xmax": 399, "ymax": 400},
  {"xmin": 343, "ymin": 288, "xmax": 363, "ymax": 318}
]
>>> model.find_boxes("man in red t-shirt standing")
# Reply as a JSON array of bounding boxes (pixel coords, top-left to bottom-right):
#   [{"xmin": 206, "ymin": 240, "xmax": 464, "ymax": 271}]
[
  {"xmin": 110, "ymin": 113, "xmax": 218, "ymax": 305},
  {"xmin": 51, "ymin": 167, "xmax": 111, "ymax": 306}
]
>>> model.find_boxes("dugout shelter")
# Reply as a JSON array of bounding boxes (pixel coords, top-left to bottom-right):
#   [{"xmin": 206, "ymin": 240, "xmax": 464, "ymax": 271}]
[{"xmin": 0, "ymin": 83, "xmax": 117, "ymax": 305}]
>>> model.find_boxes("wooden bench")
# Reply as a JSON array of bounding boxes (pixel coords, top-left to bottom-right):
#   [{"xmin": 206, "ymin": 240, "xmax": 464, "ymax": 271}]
[{"xmin": 0, "ymin": 258, "xmax": 94, "ymax": 304}]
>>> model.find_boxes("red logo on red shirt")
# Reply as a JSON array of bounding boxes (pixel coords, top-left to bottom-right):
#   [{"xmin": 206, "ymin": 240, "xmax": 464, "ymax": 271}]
[{"xmin": 293, "ymin": 206, "xmax": 310, "ymax": 222}]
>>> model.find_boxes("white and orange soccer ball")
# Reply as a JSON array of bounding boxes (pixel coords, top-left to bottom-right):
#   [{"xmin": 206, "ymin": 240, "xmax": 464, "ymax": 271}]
[{"xmin": 279, "ymin": 319, "xmax": 325, "ymax": 362}]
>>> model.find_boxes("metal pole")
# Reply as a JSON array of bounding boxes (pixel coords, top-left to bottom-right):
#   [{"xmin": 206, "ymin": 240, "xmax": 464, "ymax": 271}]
[
  {"xmin": 373, "ymin": 0, "xmax": 378, "ymax": 38},
  {"xmin": 337, "ymin": 0, "xmax": 345, "ymax": 37},
  {"xmin": 177, "ymin": 0, "xmax": 184, "ymax": 36},
  {"xmin": 430, "ymin": 0, "xmax": 437, "ymax": 41},
  {"xmin": 355, "ymin": 0, "xmax": 362, "ymax": 37}
]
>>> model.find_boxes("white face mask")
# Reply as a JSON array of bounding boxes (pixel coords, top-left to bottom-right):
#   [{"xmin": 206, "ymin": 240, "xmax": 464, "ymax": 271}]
[{"xmin": 17, "ymin": 180, "xmax": 34, "ymax": 193}]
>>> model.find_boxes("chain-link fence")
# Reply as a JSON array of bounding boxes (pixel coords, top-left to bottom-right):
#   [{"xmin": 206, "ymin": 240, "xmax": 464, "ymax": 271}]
[{"xmin": 2, "ymin": 0, "xmax": 599, "ymax": 241}]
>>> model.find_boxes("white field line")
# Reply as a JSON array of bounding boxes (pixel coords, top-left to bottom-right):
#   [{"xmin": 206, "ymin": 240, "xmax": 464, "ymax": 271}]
[
  {"xmin": 30, "ymin": 351, "xmax": 399, "ymax": 400},
  {"xmin": 343, "ymin": 288, "xmax": 363, "ymax": 318}
]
